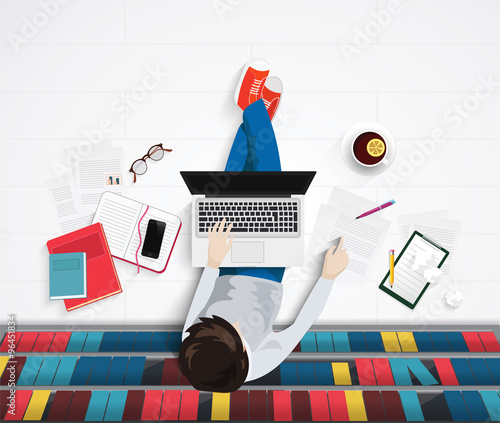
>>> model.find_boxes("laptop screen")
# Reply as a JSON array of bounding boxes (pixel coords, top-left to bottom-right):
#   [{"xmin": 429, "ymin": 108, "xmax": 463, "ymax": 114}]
[{"xmin": 180, "ymin": 171, "xmax": 316, "ymax": 196}]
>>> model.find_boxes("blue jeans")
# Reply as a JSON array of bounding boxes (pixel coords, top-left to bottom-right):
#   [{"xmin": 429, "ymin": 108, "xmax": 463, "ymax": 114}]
[{"xmin": 219, "ymin": 100, "xmax": 285, "ymax": 283}]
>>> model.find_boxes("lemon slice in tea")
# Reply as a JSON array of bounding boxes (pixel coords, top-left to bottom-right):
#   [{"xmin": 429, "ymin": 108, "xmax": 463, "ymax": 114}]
[{"xmin": 366, "ymin": 138, "xmax": 385, "ymax": 157}]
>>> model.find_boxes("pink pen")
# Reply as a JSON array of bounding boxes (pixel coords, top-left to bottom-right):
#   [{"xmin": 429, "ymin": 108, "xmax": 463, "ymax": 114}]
[{"xmin": 355, "ymin": 199, "xmax": 396, "ymax": 219}]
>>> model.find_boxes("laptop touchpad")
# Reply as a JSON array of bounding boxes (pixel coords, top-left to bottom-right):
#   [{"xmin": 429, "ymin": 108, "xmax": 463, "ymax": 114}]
[{"xmin": 232, "ymin": 242, "xmax": 264, "ymax": 263}]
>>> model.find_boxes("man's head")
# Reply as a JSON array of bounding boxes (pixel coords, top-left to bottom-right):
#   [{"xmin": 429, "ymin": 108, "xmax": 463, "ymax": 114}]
[{"xmin": 179, "ymin": 315, "xmax": 249, "ymax": 392}]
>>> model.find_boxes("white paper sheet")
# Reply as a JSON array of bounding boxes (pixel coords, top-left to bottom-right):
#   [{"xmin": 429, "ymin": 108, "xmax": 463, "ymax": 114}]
[
  {"xmin": 67, "ymin": 146, "xmax": 125, "ymax": 209},
  {"xmin": 398, "ymin": 210, "xmax": 448, "ymax": 240},
  {"xmin": 398, "ymin": 213, "xmax": 461, "ymax": 276},
  {"xmin": 46, "ymin": 175, "xmax": 93, "ymax": 233},
  {"xmin": 307, "ymin": 188, "xmax": 391, "ymax": 281},
  {"xmin": 381, "ymin": 234, "xmax": 447, "ymax": 304}
]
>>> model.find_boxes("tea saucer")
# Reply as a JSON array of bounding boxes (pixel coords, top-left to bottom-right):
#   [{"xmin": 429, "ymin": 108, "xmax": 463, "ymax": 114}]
[{"xmin": 340, "ymin": 121, "xmax": 396, "ymax": 176}]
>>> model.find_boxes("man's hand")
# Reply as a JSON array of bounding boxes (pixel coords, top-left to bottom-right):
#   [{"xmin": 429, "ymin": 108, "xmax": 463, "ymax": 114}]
[
  {"xmin": 207, "ymin": 218, "xmax": 233, "ymax": 269},
  {"xmin": 321, "ymin": 236, "xmax": 349, "ymax": 280}
]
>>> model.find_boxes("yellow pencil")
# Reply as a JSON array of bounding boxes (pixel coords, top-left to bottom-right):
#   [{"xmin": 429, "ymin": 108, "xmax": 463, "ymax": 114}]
[{"xmin": 390, "ymin": 250, "xmax": 395, "ymax": 288}]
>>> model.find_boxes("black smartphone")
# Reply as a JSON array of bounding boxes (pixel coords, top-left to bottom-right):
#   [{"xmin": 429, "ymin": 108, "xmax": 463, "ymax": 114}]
[{"xmin": 141, "ymin": 219, "xmax": 166, "ymax": 259}]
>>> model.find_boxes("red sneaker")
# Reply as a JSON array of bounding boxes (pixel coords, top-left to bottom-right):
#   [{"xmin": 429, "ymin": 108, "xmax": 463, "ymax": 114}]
[
  {"xmin": 262, "ymin": 76, "xmax": 282, "ymax": 121},
  {"xmin": 235, "ymin": 59, "xmax": 270, "ymax": 110}
]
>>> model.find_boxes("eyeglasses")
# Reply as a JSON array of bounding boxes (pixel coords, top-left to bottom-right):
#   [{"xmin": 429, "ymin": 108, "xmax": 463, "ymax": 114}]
[{"xmin": 129, "ymin": 143, "xmax": 172, "ymax": 183}]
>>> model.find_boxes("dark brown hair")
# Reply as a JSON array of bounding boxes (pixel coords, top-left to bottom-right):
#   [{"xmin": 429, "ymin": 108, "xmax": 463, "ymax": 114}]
[{"xmin": 179, "ymin": 315, "xmax": 249, "ymax": 392}]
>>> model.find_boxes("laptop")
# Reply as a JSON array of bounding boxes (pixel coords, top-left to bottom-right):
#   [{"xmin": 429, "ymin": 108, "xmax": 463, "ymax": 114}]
[{"xmin": 181, "ymin": 171, "xmax": 316, "ymax": 267}]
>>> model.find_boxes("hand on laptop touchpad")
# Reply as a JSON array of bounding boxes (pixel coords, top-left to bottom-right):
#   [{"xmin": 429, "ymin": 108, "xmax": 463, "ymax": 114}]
[{"xmin": 232, "ymin": 242, "xmax": 264, "ymax": 263}]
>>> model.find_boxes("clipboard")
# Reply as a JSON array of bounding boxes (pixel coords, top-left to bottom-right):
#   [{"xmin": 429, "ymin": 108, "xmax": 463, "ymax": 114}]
[{"xmin": 379, "ymin": 231, "xmax": 449, "ymax": 309}]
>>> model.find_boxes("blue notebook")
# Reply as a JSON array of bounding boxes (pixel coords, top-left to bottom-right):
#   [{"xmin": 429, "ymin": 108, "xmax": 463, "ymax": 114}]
[{"xmin": 49, "ymin": 252, "xmax": 87, "ymax": 300}]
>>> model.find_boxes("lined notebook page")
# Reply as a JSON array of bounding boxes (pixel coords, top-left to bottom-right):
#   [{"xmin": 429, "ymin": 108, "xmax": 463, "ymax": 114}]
[
  {"xmin": 382, "ymin": 235, "xmax": 446, "ymax": 304},
  {"xmin": 93, "ymin": 193, "xmax": 142, "ymax": 257},
  {"xmin": 93, "ymin": 192, "xmax": 181, "ymax": 272}
]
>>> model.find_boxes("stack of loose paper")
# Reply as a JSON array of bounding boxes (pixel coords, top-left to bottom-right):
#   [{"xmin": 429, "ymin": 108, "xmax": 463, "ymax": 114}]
[
  {"xmin": 46, "ymin": 144, "xmax": 125, "ymax": 233},
  {"xmin": 307, "ymin": 187, "xmax": 391, "ymax": 282}
]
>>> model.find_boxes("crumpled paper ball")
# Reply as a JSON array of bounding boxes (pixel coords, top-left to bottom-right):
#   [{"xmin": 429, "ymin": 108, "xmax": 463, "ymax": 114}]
[{"xmin": 444, "ymin": 289, "xmax": 464, "ymax": 308}]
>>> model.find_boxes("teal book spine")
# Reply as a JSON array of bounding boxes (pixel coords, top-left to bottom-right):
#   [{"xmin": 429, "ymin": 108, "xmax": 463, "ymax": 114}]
[{"xmin": 49, "ymin": 252, "xmax": 87, "ymax": 300}]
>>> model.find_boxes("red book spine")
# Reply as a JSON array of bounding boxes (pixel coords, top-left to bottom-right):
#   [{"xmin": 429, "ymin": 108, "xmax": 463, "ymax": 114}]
[
  {"xmin": 328, "ymin": 391, "xmax": 349, "ymax": 421},
  {"xmin": 160, "ymin": 390, "xmax": 181, "ymax": 421},
  {"xmin": 381, "ymin": 390, "xmax": 406, "ymax": 421},
  {"xmin": 291, "ymin": 391, "xmax": 311, "ymax": 422},
  {"xmin": 32, "ymin": 332, "xmax": 55, "ymax": 352},
  {"xmin": 309, "ymin": 391, "xmax": 330, "ymax": 422},
  {"xmin": 434, "ymin": 358, "xmax": 459, "ymax": 385},
  {"xmin": 230, "ymin": 390, "xmax": 248, "ymax": 421},
  {"xmin": 48, "ymin": 332, "xmax": 72, "ymax": 352},
  {"xmin": 122, "ymin": 390, "xmax": 145, "ymax": 421},
  {"xmin": 178, "ymin": 390, "xmax": 199, "ymax": 421},
  {"xmin": 249, "ymin": 390, "xmax": 267, "ymax": 421},
  {"xmin": 362, "ymin": 391, "xmax": 386, "ymax": 421},
  {"xmin": 141, "ymin": 390, "xmax": 163, "ymax": 421},
  {"xmin": 65, "ymin": 391, "xmax": 92, "ymax": 421},
  {"xmin": 462, "ymin": 332, "xmax": 485, "ymax": 352},
  {"xmin": 372, "ymin": 358, "xmax": 395, "ymax": 385},
  {"xmin": 0, "ymin": 356, "xmax": 27, "ymax": 386},
  {"xmin": 16, "ymin": 332, "xmax": 39, "ymax": 352},
  {"xmin": 3, "ymin": 389, "xmax": 32, "ymax": 421},
  {"xmin": 273, "ymin": 391, "xmax": 292, "ymax": 421},
  {"xmin": 478, "ymin": 331, "xmax": 500, "ymax": 352},
  {"xmin": 356, "ymin": 358, "xmax": 377, "ymax": 385},
  {"xmin": 161, "ymin": 359, "xmax": 180, "ymax": 385},
  {"xmin": 47, "ymin": 390, "xmax": 73, "ymax": 421},
  {"xmin": 0, "ymin": 332, "xmax": 23, "ymax": 353}
]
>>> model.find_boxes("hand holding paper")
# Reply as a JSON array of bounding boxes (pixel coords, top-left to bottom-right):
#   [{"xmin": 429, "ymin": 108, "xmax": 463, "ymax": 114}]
[{"xmin": 322, "ymin": 236, "xmax": 349, "ymax": 280}]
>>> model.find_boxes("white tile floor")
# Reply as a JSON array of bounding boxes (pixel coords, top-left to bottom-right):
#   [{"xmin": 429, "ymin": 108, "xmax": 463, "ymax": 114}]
[{"xmin": 0, "ymin": 0, "xmax": 499, "ymax": 327}]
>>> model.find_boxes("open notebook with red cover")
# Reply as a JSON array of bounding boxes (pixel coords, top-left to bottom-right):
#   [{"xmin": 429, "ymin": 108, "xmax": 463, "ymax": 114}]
[
  {"xmin": 47, "ymin": 223, "xmax": 122, "ymax": 311},
  {"xmin": 92, "ymin": 192, "xmax": 182, "ymax": 273}
]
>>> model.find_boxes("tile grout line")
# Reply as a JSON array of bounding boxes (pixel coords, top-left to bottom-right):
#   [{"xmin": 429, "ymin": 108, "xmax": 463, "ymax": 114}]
[{"xmin": 124, "ymin": 0, "xmax": 127, "ymax": 45}]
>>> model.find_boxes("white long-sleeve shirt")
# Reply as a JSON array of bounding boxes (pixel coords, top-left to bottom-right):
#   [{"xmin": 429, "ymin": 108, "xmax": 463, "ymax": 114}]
[{"xmin": 182, "ymin": 267, "xmax": 336, "ymax": 382}]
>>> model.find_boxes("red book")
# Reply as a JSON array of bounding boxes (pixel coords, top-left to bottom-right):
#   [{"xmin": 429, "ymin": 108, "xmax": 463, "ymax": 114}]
[
  {"xmin": 15, "ymin": 332, "xmax": 39, "ymax": 352},
  {"xmin": 273, "ymin": 391, "xmax": 292, "ymax": 422},
  {"xmin": 47, "ymin": 223, "xmax": 122, "ymax": 311},
  {"xmin": 141, "ymin": 390, "xmax": 163, "ymax": 421},
  {"xmin": 328, "ymin": 391, "xmax": 349, "ymax": 422},
  {"xmin": 3, "ymin": 390, "xmax": 32, "ymax": 421},
  {"xmin": 0, "ymin": 332, "xmax": 22, "ymax": 353},
  {"xmin": 161, "ymin": 359, "xmax": 180, "ymax": 385},
  {"xmin": 178, "ymin": 390, "xmax": 199, "ymax": 421},
  {"xmin": 160, "ymin": 390, "xmax": 181, "ymax": 421},
  {"xmin": 230, "ymin": 390, "xmax": 248, "ymax": 421},
  {"xmin": 462, "ymin": 332, "xmax": 485, "ymax": 352},
  {"xmin": 309, "ymin": 391, "xmax": 330, "ymax": 422},
  {"xmin": 434, "ymin": 358, "xmax": 459, "ymax": 385},
  {"xmin": 65, "ymin": 391, "xmax": 92, "ymax": 421},
  {"xmin": 32, "ymin": 332, "xmax": 55, "ymax": 352},
  {"xmin": 355, "ymin": 358, "xmax": 377, "ymax": 385},
  {"xmin": 48, "ymin": 332, "xmax": 71, "ymax": 352},
  {"xmin": 372, "ymin": 358, "xmax": 395, "ymax": 385},
  {"xmin": 381, "ymin": 391, "xmax": 405, "ymax": 421},
  {"xmin": 478, "ymin": 331, "xmax": 500, "ymax": 352}
]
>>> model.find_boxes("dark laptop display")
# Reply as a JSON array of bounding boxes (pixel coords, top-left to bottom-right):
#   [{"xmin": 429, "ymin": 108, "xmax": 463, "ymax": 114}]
[{"xmin": 180, "ymin": 171, "xmax": 316, "ymax": 197}]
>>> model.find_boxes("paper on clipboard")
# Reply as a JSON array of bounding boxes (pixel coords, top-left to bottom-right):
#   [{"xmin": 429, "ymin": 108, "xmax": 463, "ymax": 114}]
[
  {"xmin": 380, "ymin": 232, "xmax": 449, "ymax": 309},
  {"xmin": 398, "ymin": 213, "xmax": 460, "ymax": 276}
]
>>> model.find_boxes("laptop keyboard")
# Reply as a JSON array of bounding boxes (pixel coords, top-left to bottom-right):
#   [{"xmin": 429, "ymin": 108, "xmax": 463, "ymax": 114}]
[{"xmin": 196, "ymin": 199, "xmax": 300, "ymax": 237}]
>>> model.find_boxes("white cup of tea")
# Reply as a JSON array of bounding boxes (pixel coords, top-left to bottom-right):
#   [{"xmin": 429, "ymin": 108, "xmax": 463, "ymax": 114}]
[
  {"xmin": 351, "ymin": 131, "xmax": 390, "ymax": 167},
  {"xmin": 341, "ymin": 121, "xmax": 396, "ymax": 175}
]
